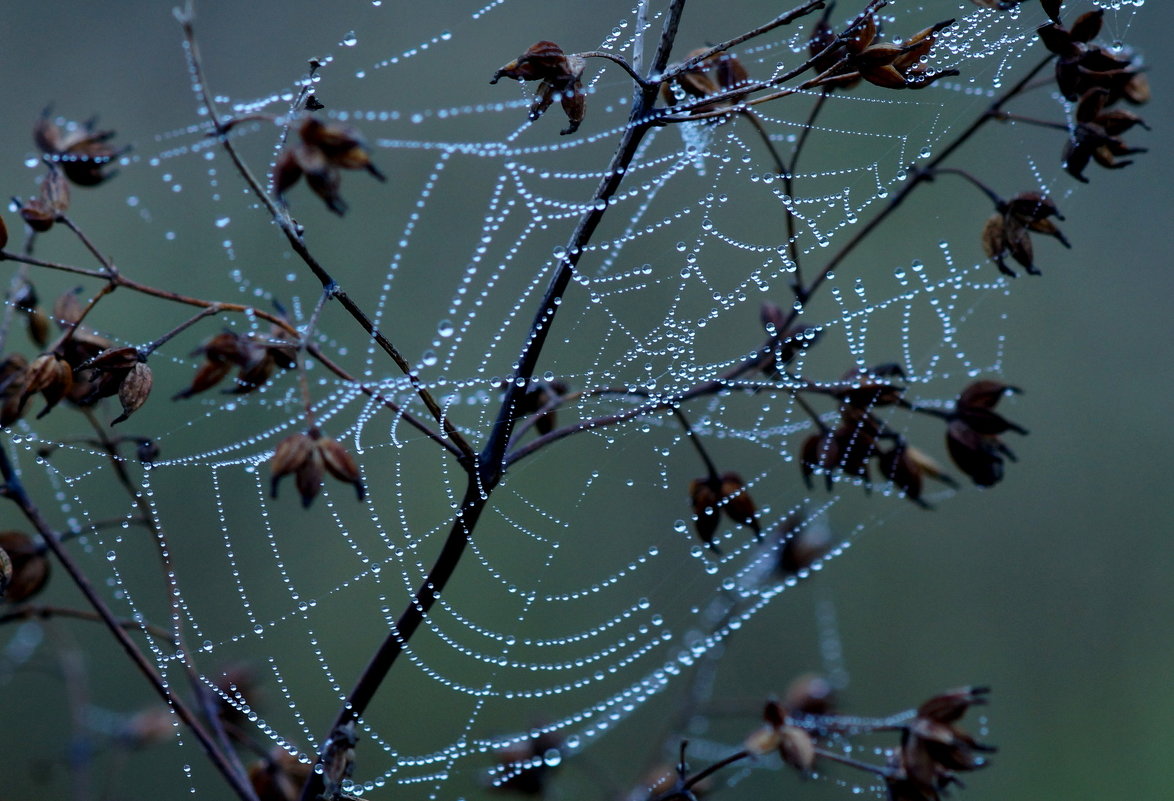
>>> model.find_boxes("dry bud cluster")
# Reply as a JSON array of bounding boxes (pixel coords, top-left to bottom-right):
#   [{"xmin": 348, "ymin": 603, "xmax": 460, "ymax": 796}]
[
  {"xmin": 490, "ymin": 41, "xmax": 587, "ymax": 135},
  {"xmin": 270, "ymin": 428, "xmax": 365, "ymax": 508},
  {"xmin": 274, "ymin": 116, "xmax": 386, "ymax": 215}
]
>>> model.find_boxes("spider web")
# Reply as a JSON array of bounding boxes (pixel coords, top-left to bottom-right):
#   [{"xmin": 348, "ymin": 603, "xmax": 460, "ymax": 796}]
[{"xmin": 0, "ymin": 1, "xmax": 1148, "ymax": 798}]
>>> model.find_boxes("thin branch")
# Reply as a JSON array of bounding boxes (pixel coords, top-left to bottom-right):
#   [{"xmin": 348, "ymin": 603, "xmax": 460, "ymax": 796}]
[
  {"xmin": 661, "ymin": 0, "xmax": 828, "ymax": 81},
  {"xmin": 0, "ymin": 604, "xmax": 177, "ymax": 644},
  {"xmin": 58, "ymin": 215, "xmax": 118, "ymax": 277},
  {"xmin": 141, "ymin": 304, "xmax": 222, "ymax": 356},
  {"xmin": 0, "ymin": 247, "xmax": 460, "ymax": 457},
  {"xmin": 579, "ymin": 51, "xmax": 653, "ymax": 87},
  {"xmin": 0, "ymin": 446, "xmax": 258, "ymax": 801},
  {"xmin": 173, "ymin": 3, "xmax": 475, "ymax": 464},
  {"xmin": 784, "ymin": 89, "xmax": 830, "ymax": 291},
  {"xmin": 792, "ymin": 53, "xmax": 1055, "ymax": 312}
]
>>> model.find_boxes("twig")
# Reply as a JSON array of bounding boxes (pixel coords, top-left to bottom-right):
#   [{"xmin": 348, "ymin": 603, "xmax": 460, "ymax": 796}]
[
  {"xmin": 0, "ymin": 446, "xmax": 259, "ymax": 801},
  {"xmin": 173, "ymin": 3, "xmax": 475, "ymax": 464},
  {"xmin": 0, "ymin": 604, "xmax": 178, "ymax": 644}
]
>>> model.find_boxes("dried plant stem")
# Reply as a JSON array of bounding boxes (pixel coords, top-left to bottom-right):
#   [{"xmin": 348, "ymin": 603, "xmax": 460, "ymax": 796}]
[
  {"xmin": 174, "ymin": 3, "xmax": 475, "ymax": 464},
  {"xmin": 0, "ymin": 446, "xmax": 258, "ymax": 801},
  {"xmin": 579, "ymin": 51, "xmax": 652, "ymax": 87},
  {"xmin": 928, "ymin": 167, "xmax": 1005, "ymax": 207},
  {"xmin": 785, "ymin": 89, "xmax": 830, "ymax": 291},
  {"xmin": 662, "ymin": 0, "xmax": 829, "ymax": 81},
  {"xmin": 59, "ymin": 215, "xmax": 118, "ymax": 276},
  {"xmin": 0, "ymin": 603, "xmax": 178, "ymax": 643},
  {"xmin": 782, "ymin": 52, "xmax": 1054, "ymax": 319},
  {"xmin": 0, "ymin": 248, "xmax": 461, "ymax": 457}
]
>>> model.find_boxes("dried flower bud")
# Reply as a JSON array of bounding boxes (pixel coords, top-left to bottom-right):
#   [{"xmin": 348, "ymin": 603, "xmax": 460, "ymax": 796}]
[
  {"xmin": 318, "ymin": 436, "xmax": 365, "ymax": 501},
  {"xmin": 491, "ymin": 42, "xmax": 587, "ymax": 135},
  {"xmin": 249, "ymin": 748, "xmax": 312, "ymax": 801},
  {"xmin": 34, "ymin": 110, "xmax": 125, "ymax": 186},
  {"xmin": 0, "ymin": 354, "xmax": 29, "ymax": 427},
  {"xmin": 719, "ymin": 471, "xmax": 760, "ymax": 537},
  {"xmin": 0, "ymin": 546, "xmax": 11, "ymax": 599},
  {"xmin": 0, "ymin": 531, "xmax": 50, "ymax": 603},
  {"xmin": 271, "ymin": 430, "xmax": 365, "ymax": 507},
  {"xmin": 273, "ymin": 117, "xmax": 384, "ymax": 215},
  {"xmin": 747, "ymin": 699, "xmax": 816, "ymax": 774},
  {"xmin": 174, "ymin": 359, "xmax": 232, "ymax": 400},
  {"xmin": 113, "ymin": 361, "xmax": 153, "ymax": 425},
  {"xmin": 775, "ymin": 512, "xmax": 832, "ymax": 577},
  {"xmin": 52, "ymin": 288, "xmax": 85, "ymax": 327},
  {"xmin": 22, "ymin": 352, "xmax": 73, "ymax": 418},
  {"xmin": 777, "ymin": 725, "xmax": 816, "ymax": 774},
  {"xmin": 783, "ymin": 673, "xmax": 836, "ymax": 716}
]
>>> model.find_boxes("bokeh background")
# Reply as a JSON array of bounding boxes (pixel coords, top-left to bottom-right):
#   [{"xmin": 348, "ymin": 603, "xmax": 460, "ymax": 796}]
[{"xmin": 1, "ymin": 1, "xmax": 1170, "ymax": 799}]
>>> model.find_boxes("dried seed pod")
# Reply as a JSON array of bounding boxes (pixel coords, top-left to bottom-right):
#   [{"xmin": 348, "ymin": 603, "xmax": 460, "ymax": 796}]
[
  {"xmin": 0, "ymin": 545, "xmax": 12, "ymax": 598},
  {"xmin": 0, "ymin": 531, "xmax": 50, "ymax": 603},
  {"xmin": 273, "ymin": 116, "xmax": 384, "ymax": 215},
  {"xmin": 746, "ymin": 699, "xmax": 816, "ymax": 774},
  {"xmin": 22, "ymin": 353, "xmax": 73, "ymax": 418},
  {"xmin": 34, "ymin": 110, "xmax": 125, "ymax": 186},
  {"xmin": 0, "ymin": 354, "xmax": 29, "ymax": 426},
  {"xmin": 318, "ymin": 436, "xmax": 366, "ymax": 501},
  {"xmin": 52, "ymin": 289, "xmax": 85, "ymax": 328},
  {"xmin": 777, "ymin": 725, "xmax": 816, "ymax": 774},
  {"xmin": 719, "ymin": 471, "xmax": 760, "ymax": 537},
  {"xmin": 688, "ymin": 477, "xmax": 722, "ymax": 550},
  {"xmin": 491, "ymin": 42, "xmax": 587, "ymax": 135},
  {"xmin": 113, "ymin": 361, "xmax": 153, "ymax": 424},
  {"xmin": 249, "ymin": 748, "xmax": 312, "ymax": 801},
  {"xmin": 783, "ymin": 673, "xmax": 836, "ymax": 716},
  {"xmin": 775, "ymin": 512, "xmax": 832, "ymax": 577},
  {"xmin": 271, "ymin": 431, "xmax": 365, "ymax": 507}
]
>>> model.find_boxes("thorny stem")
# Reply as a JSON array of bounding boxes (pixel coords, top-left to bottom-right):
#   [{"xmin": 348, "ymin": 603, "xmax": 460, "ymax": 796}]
[
  {"xmin": 174, "ymin": 3, "xmax": 476, "ymax": 464},
  {"xmin": 0, "ymin": 446, "xmax": 259, "ymax": 801}
]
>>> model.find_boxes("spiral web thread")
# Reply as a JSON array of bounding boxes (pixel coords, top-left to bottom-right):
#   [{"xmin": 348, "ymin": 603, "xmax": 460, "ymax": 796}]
[{"xmin": 1, "ymin": 1, "xmax": 1147, "ymax": 797}]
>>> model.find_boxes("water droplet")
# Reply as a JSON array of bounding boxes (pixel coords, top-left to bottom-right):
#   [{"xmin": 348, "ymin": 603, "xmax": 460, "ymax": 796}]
[{"xmin": 341, "ymin": 31, "xmax": 357, "ymax": 47}]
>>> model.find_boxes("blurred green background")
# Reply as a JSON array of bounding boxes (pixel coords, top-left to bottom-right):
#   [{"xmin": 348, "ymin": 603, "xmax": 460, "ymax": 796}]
[{"xmin": 1, "ymin": 1, "xmax": 1170, "ymax": 800}]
